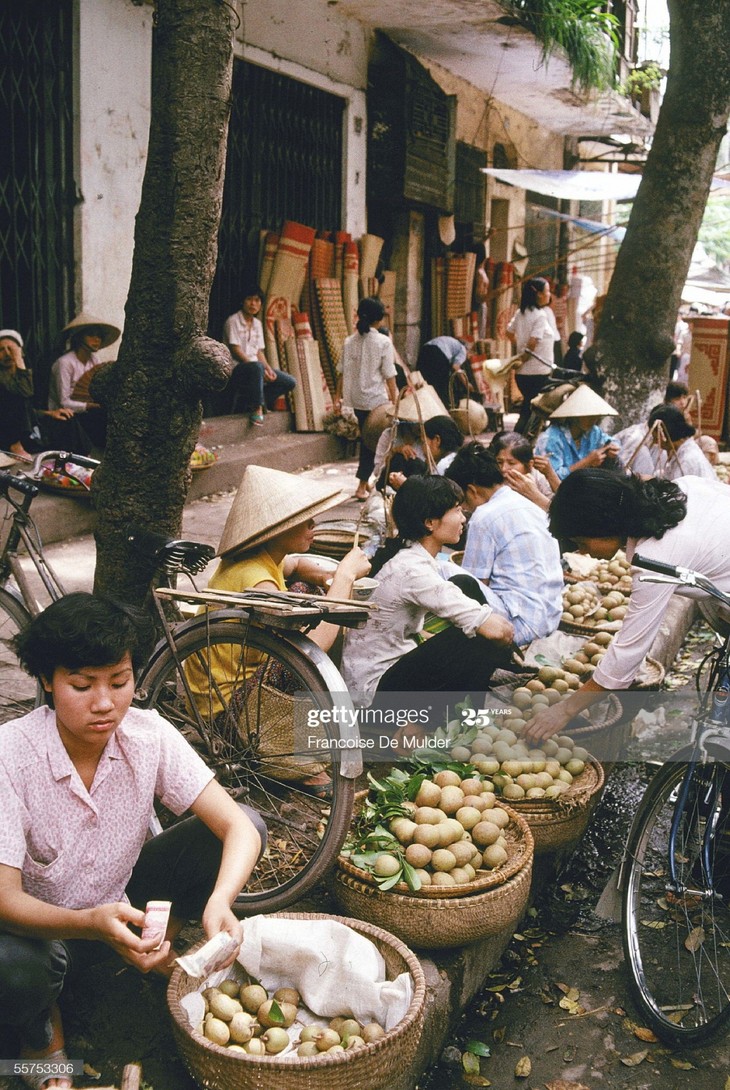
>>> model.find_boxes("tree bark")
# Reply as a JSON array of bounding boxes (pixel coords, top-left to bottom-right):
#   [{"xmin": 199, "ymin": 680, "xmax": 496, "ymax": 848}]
[
  {"xmin": 587, "ymin": 0, "xmax": 730, "ymax": 425},
  {"xmin": 92, "ymin": 0, "xmax": 234, "ymax": 603}
]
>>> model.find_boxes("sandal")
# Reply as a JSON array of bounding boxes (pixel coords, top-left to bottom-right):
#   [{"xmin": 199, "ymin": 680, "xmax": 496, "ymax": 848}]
[
  {"xmin": 249, "ymin": 411, "xmax": 265, "ymax": 427},
  {"xmin": 20, "ymin": 1047, "xmax": 73, "ymax": 1090},
  {"xmin": 303, "ymin": 777, "xmax": 333, "ymax": 801}
]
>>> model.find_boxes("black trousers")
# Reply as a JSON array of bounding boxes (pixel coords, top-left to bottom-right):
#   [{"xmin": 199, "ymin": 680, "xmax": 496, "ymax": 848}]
[
  {"xmin": 375, "ymin": 574, "xmax": 513, "ymax": 709},
  {"xmin": 514, "ymin": 373, "xmax": 550, "ymax": 434},
  {"xmin": 0, "ymin": 807, "xmax": 266, "ymax": 1051}
]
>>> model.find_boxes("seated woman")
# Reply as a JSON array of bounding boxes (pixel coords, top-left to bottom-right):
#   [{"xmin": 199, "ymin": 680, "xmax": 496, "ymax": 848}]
[
  {"xmin": 535, "ymin": 384, "xmax": 621, "ymax": 481},
  {"xmin": 378, "ymin": 415, "xmax": 464, "ymax": 493},
  {"xmin": 0, "ymin": 330, "xmax": 93, "ymax": 458},
  {"xmin": 648, "ymin": 404, "xmax": 716, "ymax": 481},
  {"xmin": 340, "ymin": 475, "xmax": 514, "ymax": 715},
  {"xmin": 185, "ymin": 466, "xmax": 369, "ymax": 792},
  {"xmin": 489, "ymin": 431, "xmax": 559, "ymax": 511}
]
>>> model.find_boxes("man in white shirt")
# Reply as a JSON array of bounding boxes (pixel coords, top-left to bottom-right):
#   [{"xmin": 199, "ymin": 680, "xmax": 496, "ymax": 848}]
[{"xmin": 223, "ymin": 288, "xmax": 296, "ymax": 426}]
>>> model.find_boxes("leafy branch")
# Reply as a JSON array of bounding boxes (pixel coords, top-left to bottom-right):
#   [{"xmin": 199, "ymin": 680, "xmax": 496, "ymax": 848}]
[{"xmin": 500, "ymin": 1, "xmax": 619, "ymax": 91}]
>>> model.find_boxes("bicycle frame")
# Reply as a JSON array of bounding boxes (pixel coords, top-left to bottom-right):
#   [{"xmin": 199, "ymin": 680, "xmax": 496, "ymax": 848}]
[
  {"xmin": 0, "ymin": 479, "xmax": 66, "ymax": 614},
  {"xmin": 138, "ymin": 588, "xmax": 365, "ymax": 781},
  {"xmin": 618, "ymin": 559, "xmax": 730, "ymax": 900}
]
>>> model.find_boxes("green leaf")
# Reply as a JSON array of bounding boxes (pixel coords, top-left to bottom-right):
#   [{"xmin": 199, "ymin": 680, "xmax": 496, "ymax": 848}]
[
  {"xmin": 376, "ymin": 870, "xmax": 404, "ymax": 891},
  {"xmin": 268, "ymin": 998, "xmax": 285, "ymax": 1025},
  {"xmin": 401, "ymin": 858, "xmax": 422, "ymax": 892},
  {"xmin": 465, "ymin": 1039, "xmax": 491, "ymax": 1057}
]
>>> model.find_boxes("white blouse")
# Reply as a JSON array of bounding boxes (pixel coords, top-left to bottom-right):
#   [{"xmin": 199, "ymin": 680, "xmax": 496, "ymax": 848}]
[{"xmin": 341, "ymin": 542, "xmax": 492, "ymax": 705}]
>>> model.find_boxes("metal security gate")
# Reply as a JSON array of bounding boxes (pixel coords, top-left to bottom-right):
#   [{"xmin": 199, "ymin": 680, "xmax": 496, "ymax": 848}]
[
  {"xmin": 209, "ymin": 59, "xmax": 345, "ymax": 340},
  {"xmin": 0, "ymin": 0, "xmax": 75, "ymax": 384}
]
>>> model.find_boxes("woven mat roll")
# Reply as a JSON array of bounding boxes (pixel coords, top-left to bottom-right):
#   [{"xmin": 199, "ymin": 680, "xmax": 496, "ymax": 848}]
[
  {"xmin": 268, "ymin": 221, "xmax": 316, "ymax": 306},
  {"xmin": 314, "ymin": 278, "xmax": 350, "ymax": 392},
  {"xmin": 286, "ymin": 336, "xmax": 329, "ymax": 431},
  {"xmin": 334, "ymin": 230, "xmax": 350, "ymax": 283},
  {"xmin": 343, "ymin": 242, "xmax": 360, "ymax": 335},
  {"xmin": 446, "ymin": 254, "xmax": 469, "ymax": 319},
  {"xmin": 311, "ymin": 237, "xmax": 335, "ymax": 280},
  {"xmin": 262, "ymin": 295, "xmax": 290, "ymax": 370},
  {"xmin": 359, "ymin": 234, "xmax": 384, "ymax": 280},
  {"xmin": 275, "ymin": 316, "xmax": 295, "ymax": 375},
  {"xmin": 259, "ymin": 231, "xmax": 279, "ymax": 294}
]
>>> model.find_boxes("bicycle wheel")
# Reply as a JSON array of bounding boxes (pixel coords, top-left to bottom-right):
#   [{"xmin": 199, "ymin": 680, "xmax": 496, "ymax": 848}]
[
  {"xmin": 0, "ymin": 588, "xmax": 38, "ymax": 725},
  {"xmin": 622, "ymin": 750, "xmax": 730, "ymax": 1046},
  {"xmin": 136, "ymin": 615, "xmax": 357, "ymax": 914}
]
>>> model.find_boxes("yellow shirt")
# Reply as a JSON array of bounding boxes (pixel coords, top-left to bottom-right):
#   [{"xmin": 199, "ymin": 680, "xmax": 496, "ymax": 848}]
[{"xmin": 185, "ymin": 548, "xmax": 286, "ymax": 716}]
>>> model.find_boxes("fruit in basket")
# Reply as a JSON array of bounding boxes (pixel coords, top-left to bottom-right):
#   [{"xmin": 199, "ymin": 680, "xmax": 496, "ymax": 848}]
[
  {"xmin": 219, "ymin": 979, "xmax": 241, "ymax": 998},
  {"xmin": 274, "ymin": 987, "xmax": 301, "ymax": 1006},
  {"xmin": 209, "ymin": 992, "xmax": 242, "ymax": 1021},
  {"xmin": 298, "ymin": 1041, "xmax": 320, "ymax": 1057},
  {"xmin": 405, "ymin": 842, "xmax": 432, "ymax": 868},
  {"xmin": 373, "ymin": 853, "xmax": 401, "ymax": 878},
  {"xmin": 389, "ymin": 816, "xmax": 417, "ymax": 844},
  {"xmin": 346, "ymin": 1035, "xmax": 366, "ymax": 1050},
  {"xmin": 240, "ymin": 983, "xmax": 267, "ymax": 1012},
  {"xmin": 258, "ymin": 998, "xmax": 297, "ymax": 1029},
  {"xmin": 204, "ymin": 1016, "xmax": 230, "ymax": 1046},
  {"xmin": 315, "ymin": 1028, "xmax": 342, "ymax": 1051},
  {"xmin": 414, "ymin": 780, "xmax": 441, "ymax": 807},
  {"xmin": 245, "ymin": 1038, "xmax": 267, "ymax": 1055},
  {"xmin": 339, "ymin": 1018, "xmax": 362, "ymax": 1039},
  {"xmin": 362, "ymin": 1023, "xmax": 386, "ymax": 1043},
  {"xmin": 262, "ymin": 1027, "xmax": 290, "ymax": 1054},
  {"xmin": 229, "ymin": 1013, "xmax": 254, "ymax": 1044}
]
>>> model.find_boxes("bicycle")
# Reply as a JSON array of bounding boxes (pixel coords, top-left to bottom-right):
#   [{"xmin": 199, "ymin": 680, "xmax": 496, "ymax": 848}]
[
  {"xmin": 0, "ymin": 463, "xmax": 369, "ymax": 913},
  {"xmin": 620, "ymin": 553, "xmax": 730, "ymax": 1046}
]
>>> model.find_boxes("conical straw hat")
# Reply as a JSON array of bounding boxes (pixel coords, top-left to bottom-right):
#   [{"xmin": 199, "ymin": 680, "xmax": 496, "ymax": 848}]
[
  {"xmin": 549, "ymin": 384, "xmax": 617, "ymax": 419},
  {"xmin": 217, "ymin": 465, "xmax": 345, "ymax": 557},
  {"xmin": 61, "ymin": 313, "xmax": 121, "ymax": 349}
]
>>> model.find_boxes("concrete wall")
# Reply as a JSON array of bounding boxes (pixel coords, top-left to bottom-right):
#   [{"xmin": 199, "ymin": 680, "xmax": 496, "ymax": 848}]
[
  {"xmin": 73, "ymin": 0, "xmax": 371, "ymax": 348},
  {"xmin": 74, "ymin": 0, "xmax": 152, "ymax": 354}
]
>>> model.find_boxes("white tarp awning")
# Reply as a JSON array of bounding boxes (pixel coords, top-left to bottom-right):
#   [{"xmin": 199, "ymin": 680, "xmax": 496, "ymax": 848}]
[{"xmin": 482, "ymin": 169, "xmax": 642, "ymax": 201}]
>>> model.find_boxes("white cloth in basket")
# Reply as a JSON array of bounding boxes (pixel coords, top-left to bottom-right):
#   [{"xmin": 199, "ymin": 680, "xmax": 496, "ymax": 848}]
[{"xmin": 236, "ymin": 916, "xmax": 412, "ymax": 1031}]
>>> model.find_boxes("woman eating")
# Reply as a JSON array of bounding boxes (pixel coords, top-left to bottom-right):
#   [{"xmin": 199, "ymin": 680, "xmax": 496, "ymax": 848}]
[{"xmin": 524, "ymin": 468, "xmax": 730, "ymax": 743}]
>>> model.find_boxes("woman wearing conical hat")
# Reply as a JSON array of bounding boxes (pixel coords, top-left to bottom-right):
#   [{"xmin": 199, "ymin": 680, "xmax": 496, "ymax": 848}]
[
  {"xmin": 534, "ymin": 384, "xmax": 622, "ymax": 482},
  {"xmin": 49, "ymin": 313, "xmax": 120, "ymax": 449},
  {"xmin": 185, "ymin": 467, "xmax": 370, "ymax": 756}
]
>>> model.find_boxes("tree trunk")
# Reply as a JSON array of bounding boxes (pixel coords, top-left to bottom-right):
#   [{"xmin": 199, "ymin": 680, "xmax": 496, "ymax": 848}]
[
  {"xmin": 588, "ymin": 0, "xmax": 730, "ymax": 425},
  {"xmin": 92, "ymin": 0, "xmax": 234, "ymax": 603}
]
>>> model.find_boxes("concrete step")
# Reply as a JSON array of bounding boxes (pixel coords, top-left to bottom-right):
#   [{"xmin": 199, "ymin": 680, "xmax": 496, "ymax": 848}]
[{"xmin": 11, "ymin": 417, "xmax": 347, "ymax": 546}]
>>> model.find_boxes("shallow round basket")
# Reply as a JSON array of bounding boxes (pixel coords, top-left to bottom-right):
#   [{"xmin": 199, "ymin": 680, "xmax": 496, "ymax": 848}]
[
  {"xmin": 629, "ymin": 655, "xmax": 665, "ymax": 691},
  {"xmin": 312, "ymin": 522, "xmax": 372, "ymax": 562},
  {"xmin": 564, "ymin": 693, "xmax": 628, "ymax": 764},
  {"xmin": 333, "ymin": 845, "xmax": 533, "ymax": 950},
  {"xmin": 503, "ymin": 759, "xmax": 605, "ymax": 855},
  {"xmin": 167, "ymin": 913, "xmax": 426, "ymax": 1090},
  {"xmin": 340, "ymin": 804, "xmax": 532, "ymax": 898},
  {"xmin": 558, "ymin": 616, "xmax": 622, "ymax": 637}
]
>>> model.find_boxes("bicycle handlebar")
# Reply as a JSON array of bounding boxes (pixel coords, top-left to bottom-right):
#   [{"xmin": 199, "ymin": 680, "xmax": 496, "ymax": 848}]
[
  {"xmin": 0, "ymin": 470, "xmax": 39, "ymax": 499},
  {"xmin": 633, "ymin": 553, "xmax": 681, "ymax": 579}
]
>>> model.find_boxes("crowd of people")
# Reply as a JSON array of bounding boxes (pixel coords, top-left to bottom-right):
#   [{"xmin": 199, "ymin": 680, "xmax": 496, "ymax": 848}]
[{"xmin": 2, "ymin": 288, "xmax": 729, "ymax": 1089}]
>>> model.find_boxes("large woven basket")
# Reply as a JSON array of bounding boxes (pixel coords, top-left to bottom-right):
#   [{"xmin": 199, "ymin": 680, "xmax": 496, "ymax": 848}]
[
  {"xmin": 563, "ymin": 693, "xmax": 628, "ymax": 764},
  {"xmin": 167, "ymin": 913, "xmax": 426, "ymax": 1090},
  {"xmin": 340, "ymin": 802, "xmax": 532, "ymax": 898},
  {"xmin": 504, "ymin": 759, "xmax": 605, "ymax": 855},
  {"xmin": 629, "ymin": 655, "xmax": 665, "ymax": 691},
  {"xmin": 333, "ymin": 847, "xmax": 533, "ymax": 950}
]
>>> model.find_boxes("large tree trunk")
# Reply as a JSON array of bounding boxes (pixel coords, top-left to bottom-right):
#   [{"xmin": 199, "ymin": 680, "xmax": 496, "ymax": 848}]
[
  {"xmin": 92, "ymin": 0, "xmax": 234, "ymax": 603},
  {"xmin": 588, "ymin": 0, "xmax": 730, "ymax": 424}
]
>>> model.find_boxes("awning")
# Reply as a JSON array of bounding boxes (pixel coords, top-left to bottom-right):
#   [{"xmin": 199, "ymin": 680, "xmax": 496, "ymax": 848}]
[
  {"xmin": 483, "ymin": 169, "xmax": 641, "ymax": 201},
  {"xmin": 528, "ymin": 205, "xmax": 626, "ymax": 242},
  {"xmin": 483, "ymin": 168, "xmax": 730, "ymax": 202}
]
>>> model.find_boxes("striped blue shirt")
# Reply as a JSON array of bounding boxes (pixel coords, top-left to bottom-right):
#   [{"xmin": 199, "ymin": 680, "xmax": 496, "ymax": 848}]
[{"xmin": 461, "ymin": 486, "xmax": 563, "ymax": 646}]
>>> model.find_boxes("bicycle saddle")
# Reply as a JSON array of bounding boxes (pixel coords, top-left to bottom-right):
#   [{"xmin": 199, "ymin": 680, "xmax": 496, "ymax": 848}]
[{"xmin": 127, "ymin": 526, "xmax": 215, "ymax": 576}]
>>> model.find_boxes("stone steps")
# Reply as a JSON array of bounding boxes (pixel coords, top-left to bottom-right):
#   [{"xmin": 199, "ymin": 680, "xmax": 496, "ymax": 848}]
[{"xmin": 12, "ymin": 414, "xmax": 345, "ymax": 546}]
